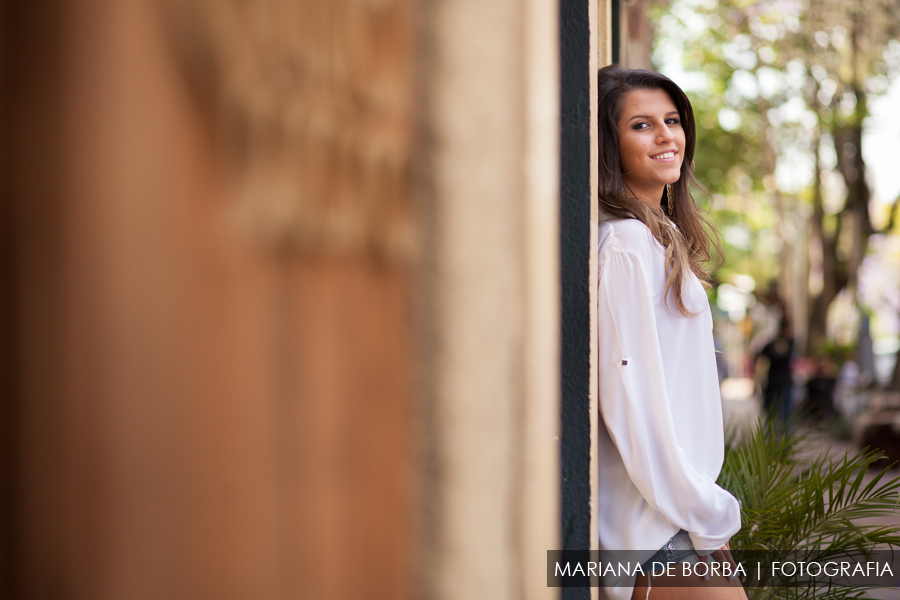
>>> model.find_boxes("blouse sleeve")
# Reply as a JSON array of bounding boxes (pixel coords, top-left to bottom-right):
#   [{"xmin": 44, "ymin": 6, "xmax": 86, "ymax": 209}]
[{"xmin": 597, "ymin": 250, "xmax": 741, "ymax": 553}]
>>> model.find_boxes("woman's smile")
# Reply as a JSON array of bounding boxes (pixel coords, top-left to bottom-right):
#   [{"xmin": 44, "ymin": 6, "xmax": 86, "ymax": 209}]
[{"xmin": 651, "ymin": 150, "xmax": 678, "ymax": 161}]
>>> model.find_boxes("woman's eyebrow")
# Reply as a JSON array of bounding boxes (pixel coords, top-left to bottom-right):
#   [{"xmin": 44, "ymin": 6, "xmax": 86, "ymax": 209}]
[{"xmin": 627, "ymin": 111, "xmax": 680, "ymax": 122}]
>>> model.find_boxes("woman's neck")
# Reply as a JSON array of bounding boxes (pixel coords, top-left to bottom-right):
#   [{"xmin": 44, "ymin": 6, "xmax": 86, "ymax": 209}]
[{"xmin": 628, "ymin": 185, "xmax": 665, "ymax": 210}]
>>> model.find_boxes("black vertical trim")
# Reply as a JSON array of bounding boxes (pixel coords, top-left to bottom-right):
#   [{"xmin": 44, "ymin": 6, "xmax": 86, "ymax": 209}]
[
  {"xmin": 611, "ymin": 0, "xmax": 621, "ymax": 65},
  {"xmin": 559, "ymin": 1, "xmax": 591, "ymax": 598}
]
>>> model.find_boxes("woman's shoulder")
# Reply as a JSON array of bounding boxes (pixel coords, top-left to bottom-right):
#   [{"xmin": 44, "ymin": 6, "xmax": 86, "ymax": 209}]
[{"xmin": 598, "ymin": 217, "xmax": 664, "ymax": 260}]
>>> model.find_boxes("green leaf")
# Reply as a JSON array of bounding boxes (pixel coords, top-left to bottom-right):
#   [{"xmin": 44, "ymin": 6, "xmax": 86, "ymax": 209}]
[{"xmin": 719, "ymin": 421, "xmax": 900, "ymax": 599}]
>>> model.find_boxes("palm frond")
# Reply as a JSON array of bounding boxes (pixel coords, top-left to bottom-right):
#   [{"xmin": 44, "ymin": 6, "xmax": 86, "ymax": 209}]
[{"xmin": 719, "ymin": 421, "xmax": 900, "ymax": 599}]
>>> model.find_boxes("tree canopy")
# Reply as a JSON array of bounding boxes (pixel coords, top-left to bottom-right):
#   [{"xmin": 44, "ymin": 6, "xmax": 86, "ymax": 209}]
[{"xmin": 653, "ymin": 0, "xmax": 900, "ymax": 385}]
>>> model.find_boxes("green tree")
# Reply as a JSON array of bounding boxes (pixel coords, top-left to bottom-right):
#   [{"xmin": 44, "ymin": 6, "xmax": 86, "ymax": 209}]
[
  {"xmin": 801, "ymin": 0, "xmax": 900, "ymax": 351},
  {"xmin": 655, "ymin": 0, "xmax": 900, "ymax": 359}
]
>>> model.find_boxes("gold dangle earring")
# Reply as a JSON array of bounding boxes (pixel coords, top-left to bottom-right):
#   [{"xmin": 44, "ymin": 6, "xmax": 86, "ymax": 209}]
[{"xmin": 666, "ymin": 183, "xmax": 674, "ymax": 215}]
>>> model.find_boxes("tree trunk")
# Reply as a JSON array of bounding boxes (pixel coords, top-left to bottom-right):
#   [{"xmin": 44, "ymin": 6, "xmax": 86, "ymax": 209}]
[{"xmin": 807, "ymin": 129, "xmax": 843, "ymax": 353}]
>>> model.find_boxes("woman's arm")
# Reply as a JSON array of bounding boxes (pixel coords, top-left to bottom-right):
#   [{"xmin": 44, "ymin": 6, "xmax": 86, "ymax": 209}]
[{"xmin": 598, "ymin": 249, "xmax": 741, "ymax": 552}]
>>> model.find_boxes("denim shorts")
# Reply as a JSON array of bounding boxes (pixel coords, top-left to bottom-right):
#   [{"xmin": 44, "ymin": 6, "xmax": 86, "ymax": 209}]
[{"xmin": 640, "ymin": 529, "xmax": 698, "ymax": 575}]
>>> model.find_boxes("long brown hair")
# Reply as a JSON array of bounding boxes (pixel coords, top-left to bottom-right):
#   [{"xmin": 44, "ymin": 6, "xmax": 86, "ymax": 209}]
[{"xmin": 597, "ymin": 64, "xmax": 722, "ymax": 316}]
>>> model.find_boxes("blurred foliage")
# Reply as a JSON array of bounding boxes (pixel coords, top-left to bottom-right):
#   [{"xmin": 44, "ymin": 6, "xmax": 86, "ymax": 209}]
[
  {"xmin": 814, "ymin": 339, "xmax": 855, "ymax": 364},
  {"xmin": 651, "ymin": 0, "xmax": 900, "ymax": 352}
]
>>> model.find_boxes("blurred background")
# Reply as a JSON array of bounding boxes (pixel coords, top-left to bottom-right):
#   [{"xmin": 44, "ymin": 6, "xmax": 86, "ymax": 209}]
[
  {"xmin": 0, "ymin": 0, "xmax": 899, "ymax": 599},
  {"xmin": 628, "ymin": 0, "xmax": 900, "ymax": 438}
]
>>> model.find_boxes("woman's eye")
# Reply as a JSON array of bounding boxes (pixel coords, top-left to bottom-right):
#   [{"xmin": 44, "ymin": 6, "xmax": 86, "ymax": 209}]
[
  {"xmin": 666, "ymin": 118, "xmax": 681, "ymax": 125},
  {"xmin": 631, "ymin": 122, "xmax": 649, "ymax": 130}
]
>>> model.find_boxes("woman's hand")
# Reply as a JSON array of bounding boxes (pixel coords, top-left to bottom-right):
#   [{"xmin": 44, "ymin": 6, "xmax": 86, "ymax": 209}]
[{"xmin": 700, "ymin": 541, "xmax": 739, "ymax": 580}]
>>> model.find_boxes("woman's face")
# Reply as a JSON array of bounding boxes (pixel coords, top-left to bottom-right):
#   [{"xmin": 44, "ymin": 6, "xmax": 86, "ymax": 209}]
[{"xmin": 616, "ymin": 88, "xmax": 685, "ymax": 203}]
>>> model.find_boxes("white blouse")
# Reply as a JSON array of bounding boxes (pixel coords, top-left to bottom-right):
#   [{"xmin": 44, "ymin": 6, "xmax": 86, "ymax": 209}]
[{"xmin": 596, "ymin": 217, "xmax": 741, "ymax": 597}]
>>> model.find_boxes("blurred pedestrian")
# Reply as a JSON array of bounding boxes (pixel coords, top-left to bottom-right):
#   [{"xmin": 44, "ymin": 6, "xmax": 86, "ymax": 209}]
[
  {"xmin": 755, "ymin": 319, "xmax": 794, "ymax": 423},
  {"xmin": 802, "ymin": 356, "xmax": 837, "ymax": 422}
]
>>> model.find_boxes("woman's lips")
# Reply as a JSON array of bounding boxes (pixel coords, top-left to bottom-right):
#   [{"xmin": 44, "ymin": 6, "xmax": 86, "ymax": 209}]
[{"xmin": 651, "ymin": 150, "xmax": 678, "ymax": 161}]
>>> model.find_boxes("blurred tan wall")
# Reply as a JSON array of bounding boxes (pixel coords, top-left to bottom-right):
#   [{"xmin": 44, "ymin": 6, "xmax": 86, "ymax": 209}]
[
  {"xmin": 619, "ymin": 0, "xmax": 653, "ymax": 69},
  {"xmin": 2, "ymin": 1, "xmax": 413, "ymax": 598},
  {"xmin": 0, "ymin": 0, "xmax": 561, "ymax": 598},
  {"xmin": 417, "ymin": 0, "xmax": 560, "ymax": 596}
]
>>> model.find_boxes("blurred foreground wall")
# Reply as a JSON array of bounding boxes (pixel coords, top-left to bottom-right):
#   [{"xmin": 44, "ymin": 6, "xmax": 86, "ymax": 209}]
[{"xmin": 0, "ymin": 0, "xmax": 560, "ymax": 599}]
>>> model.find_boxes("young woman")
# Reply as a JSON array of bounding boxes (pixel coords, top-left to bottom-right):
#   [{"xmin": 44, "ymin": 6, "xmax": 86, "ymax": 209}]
[{"xmin": 595, "ymin": 65, "xmax": 745, "ymax": 600}]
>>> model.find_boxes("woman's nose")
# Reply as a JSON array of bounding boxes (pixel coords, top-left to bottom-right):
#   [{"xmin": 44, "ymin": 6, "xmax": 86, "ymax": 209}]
[{"xmin": 657, "ymin": 126, "xmax": 674, "ymax": 143}]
